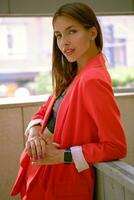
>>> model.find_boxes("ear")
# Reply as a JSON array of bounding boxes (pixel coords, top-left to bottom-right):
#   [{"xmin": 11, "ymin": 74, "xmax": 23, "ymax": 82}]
[{"xmin": 90, "ymin": 26, "xmax": 97, "ymax": 40}]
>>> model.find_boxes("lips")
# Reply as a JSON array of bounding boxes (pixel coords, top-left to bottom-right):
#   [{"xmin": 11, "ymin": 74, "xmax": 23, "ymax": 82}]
[{"xmin": 64, "ymin": 48, "xmax": 75, "ymax": 56}]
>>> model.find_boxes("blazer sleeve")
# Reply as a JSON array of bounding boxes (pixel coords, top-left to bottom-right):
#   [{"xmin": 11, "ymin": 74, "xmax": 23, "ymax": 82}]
[{"xmin": 81, "ymin": 79, "xmax": 127, "ymax": 164}]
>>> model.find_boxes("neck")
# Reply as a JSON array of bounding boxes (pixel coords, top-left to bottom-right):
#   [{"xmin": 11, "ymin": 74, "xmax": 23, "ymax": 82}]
[{"xmin": 77, "ymin": 46, "xmax": 100, "ymax": 73}]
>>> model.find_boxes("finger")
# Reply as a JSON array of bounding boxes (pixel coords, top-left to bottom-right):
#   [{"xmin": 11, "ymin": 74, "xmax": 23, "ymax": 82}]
[
  {"xmin": 53, "ymin": 143, "xmax": 60, "ymax": 148},
  {"xmin": 30, "ymin": 140, "xmax": 38, "ymax": 160},
  {"xmin": 25, "ymin": 141, "xmax": 32, "ymax": 157},
  {"xmin": 32, "ymin": 161, "xmax": 42, "ymax": 165},
  {"xmin": 40, "ymin": 139, "xmax": 47, "ymax": 157},
  {"xmin": 39, "ymin": 133, "xmax": 46, "ymax": 141},
  {"xmin": 45, "ymin": 137, "xmax": 53, "ymax": 145},
  {"xmin": 34, "ymin": 138, "xmax": 43, "ymax": 159},
  {"xmin": 32, "ymin": 159, "xmax": 44, "ymax": 165},
  {"xmin": 32, "ymin": 159, "xmax": 49, "ymax": 166}
]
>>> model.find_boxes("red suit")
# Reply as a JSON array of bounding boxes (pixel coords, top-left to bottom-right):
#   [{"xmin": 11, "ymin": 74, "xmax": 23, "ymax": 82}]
[{"xmin": 11, "ymin": 53, "xmax": 127, "ymax": 200}]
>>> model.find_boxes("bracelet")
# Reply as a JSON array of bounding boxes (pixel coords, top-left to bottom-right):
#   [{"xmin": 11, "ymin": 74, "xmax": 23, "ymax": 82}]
[{"xmin": 64, "ymin": 148, "xmax": 72, "ymax": 164}]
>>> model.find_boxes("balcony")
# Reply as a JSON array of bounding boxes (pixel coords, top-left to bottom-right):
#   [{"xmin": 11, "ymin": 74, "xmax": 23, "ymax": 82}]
[{"xmin": 0, "ymin": 93, "xmax": 134, "ymax": 200}]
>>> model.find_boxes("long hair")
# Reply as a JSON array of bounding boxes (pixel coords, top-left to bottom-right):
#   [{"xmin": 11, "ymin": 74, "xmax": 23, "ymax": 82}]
[{"xmin": 52, "ymin": 2, "xmax": 103, "ymax": 96}]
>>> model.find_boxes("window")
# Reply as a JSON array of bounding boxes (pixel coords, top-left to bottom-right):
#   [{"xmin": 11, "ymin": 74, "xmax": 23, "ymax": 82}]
[
  {"xmin": 0, "ymin": 17, "xmax": 53, "ymax": 97},
  {"xmin": 99, "ymin": 15, "xmax": 134, "ymax": 91},
  {"xmin": 0, "ymin": 15, "xmax": 134, "ymax": 98}
]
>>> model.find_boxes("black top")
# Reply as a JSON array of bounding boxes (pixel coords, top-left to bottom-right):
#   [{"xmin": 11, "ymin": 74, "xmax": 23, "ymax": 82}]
[{"xmin": 46, "ymin": 91, "xmax": 66, "ymax": 133}]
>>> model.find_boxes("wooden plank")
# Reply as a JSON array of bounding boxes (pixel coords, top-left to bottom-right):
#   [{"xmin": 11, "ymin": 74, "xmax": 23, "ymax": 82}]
[
  {"xmin": 94, "ymin": 169, "xmax": 105, "ymax": 200},
  {"xmin": 116, "ymin": 95, "xmax": 134, "ymax": 167},
  {"xmin": 22, "ymin": 105, "xmax": 41, "ymax": 143},
  {"xmin": 103, "ymin": 175, "xmax": 125, "ymax": 200},
  {"xmin": 94, "ymin": 161, "xmax": 134, "ymax": 193},
  {"xmin": 0, "ymin": 108, "xmax": 24, "ymax": 200},
  {"xmin": 125, "ymin": 188, "xmax": 134, "ymax": 200},
  {"xmin": 23, "ymin": 105, "xmax": 40, "ymax": 130}
]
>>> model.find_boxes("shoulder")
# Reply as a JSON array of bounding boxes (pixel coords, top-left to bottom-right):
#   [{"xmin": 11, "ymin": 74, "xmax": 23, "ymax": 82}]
[
  {"xmin": 82, "ymin": 65, "xmax": 111, "ymax": 84},
  {"xmin": 76, "ymin": 66, "xmax": 114, "ymax": 98},
  {"xmin": 79, "ymin": 53, "xmax": 112, "ymax": 85}
]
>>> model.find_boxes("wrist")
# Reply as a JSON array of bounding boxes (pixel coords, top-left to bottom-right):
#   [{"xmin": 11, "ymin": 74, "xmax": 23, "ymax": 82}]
[
  {"xmin": 25, "ymin": 119, "xmax": 42, "ymax": 137},
  {"xmin": 28, "ymin": 125, "xmax": 41, "ymax": 138},
  {"xmin": 64, "ymin": 148, "xmax": 72, "ymax": 164}
]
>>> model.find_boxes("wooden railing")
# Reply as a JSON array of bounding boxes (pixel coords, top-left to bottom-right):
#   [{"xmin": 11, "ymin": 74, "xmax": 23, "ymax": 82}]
[
  {"xmin": 0, "ymin": 94, "xmax": 134, "ymax": 200},
  {"xmin": 94, "ymin": 161, "xmax": 134, "ymax": 200}
]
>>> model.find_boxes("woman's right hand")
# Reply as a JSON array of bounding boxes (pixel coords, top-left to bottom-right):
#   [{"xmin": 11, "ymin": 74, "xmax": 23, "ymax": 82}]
[{"xmin": 25, "ymin": 125, "xmax": 47, "ymax": 161}]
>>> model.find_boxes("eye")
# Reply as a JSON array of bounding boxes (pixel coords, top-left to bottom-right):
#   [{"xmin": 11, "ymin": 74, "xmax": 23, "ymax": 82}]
[
  {"xmin": 69, "ymin": 29, "xmax": 77, "ymax": 34},
  {"xmin": 55, "ymin": 33, "xmax": 62, "ymax": 40}
]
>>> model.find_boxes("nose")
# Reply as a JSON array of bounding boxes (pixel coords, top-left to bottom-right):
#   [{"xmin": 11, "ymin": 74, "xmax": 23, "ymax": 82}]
[{"xmin": 60, "ymin": 35, "xmax": 70, "ymax": 49}]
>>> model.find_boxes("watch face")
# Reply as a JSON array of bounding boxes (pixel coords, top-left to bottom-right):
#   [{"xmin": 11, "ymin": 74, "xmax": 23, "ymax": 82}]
[{"xmin": 64, "ymin": 149, "xmax": 72, "ymax": 163}]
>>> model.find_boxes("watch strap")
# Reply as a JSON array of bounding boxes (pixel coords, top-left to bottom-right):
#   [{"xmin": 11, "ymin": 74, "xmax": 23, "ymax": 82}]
[{"xmin": 64, "ymin": 148, "xmax": 72, "ymax": 164}]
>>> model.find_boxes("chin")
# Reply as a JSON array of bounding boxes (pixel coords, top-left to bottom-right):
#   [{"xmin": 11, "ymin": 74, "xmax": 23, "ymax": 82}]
[{"xmin": 66, "ymin": 57, "xmax": 77, "ymax": 63}]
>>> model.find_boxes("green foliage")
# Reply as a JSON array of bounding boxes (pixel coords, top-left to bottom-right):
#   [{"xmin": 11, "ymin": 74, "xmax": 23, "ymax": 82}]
[
  {"xmin": 108, "ymin": 67, "xmax": 134, "ymax": 87},
  {"xmin": 28, "ymin": 67, "xmax": 134, "ymax": 95},
  {"xmin": 28, "ymin": 71, "xmax": 52, "ymax": 95}
]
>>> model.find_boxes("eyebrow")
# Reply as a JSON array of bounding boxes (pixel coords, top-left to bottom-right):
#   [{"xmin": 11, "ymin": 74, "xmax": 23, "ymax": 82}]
[{"xmin": 54, "ymin": 25, "xmax": 75, "ymax": 34}]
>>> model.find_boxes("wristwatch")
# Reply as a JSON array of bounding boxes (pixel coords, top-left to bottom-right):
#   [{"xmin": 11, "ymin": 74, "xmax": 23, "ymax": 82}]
[{"xmin": 64, "ymin": 148, "xmax": 72, "ymax": 164}]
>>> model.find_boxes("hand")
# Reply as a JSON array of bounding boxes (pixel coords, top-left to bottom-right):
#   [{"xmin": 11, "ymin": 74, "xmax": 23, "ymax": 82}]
[
  {"xmin": 25, "ymin": 126, "xmax": 47, "ymax": 160},
  {"xmin": 32, "ymin": 137, "xmax": 64, "ymax": 165},
  {"xmin": 25, "ymin": 124, "xmax": 41, "ymax": 137},
  {"xmin": 25, "ymin": 135, "xmax": 47, "ymax": 161}
]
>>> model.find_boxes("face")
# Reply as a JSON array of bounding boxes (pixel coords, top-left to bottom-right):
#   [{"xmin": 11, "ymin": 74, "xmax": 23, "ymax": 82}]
[{"xmin": 53, "ymin": 15, "xmax": 96, "ymax": 67}]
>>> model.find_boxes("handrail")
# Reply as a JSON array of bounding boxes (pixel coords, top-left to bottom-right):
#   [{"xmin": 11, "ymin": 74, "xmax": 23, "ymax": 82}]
[
  {"xmin": 94, "ymin": 160, "xmax": 134, "ymax": 193},
  {"xmin": 0, "ymin": 93, "xmax": 134, "ymax": 107}
]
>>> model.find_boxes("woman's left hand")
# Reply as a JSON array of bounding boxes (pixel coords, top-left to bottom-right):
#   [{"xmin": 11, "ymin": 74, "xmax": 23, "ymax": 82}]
[{"xmin": 32, "ymin": 137, "xmax": 64, "ymax": 165}]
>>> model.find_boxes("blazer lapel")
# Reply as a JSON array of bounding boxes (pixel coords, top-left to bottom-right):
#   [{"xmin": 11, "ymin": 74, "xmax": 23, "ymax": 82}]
[{"xmin": 41, "ymin": 95, "xmax": 56, "ymax": 133}]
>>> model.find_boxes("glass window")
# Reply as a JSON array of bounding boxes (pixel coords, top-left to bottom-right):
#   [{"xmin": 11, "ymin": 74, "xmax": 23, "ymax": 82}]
[
  {"xmin": 0, "ymin": 15, "xmax": 134, "ymax": 98},
  {"xmin": 0, "ymin": 17, "xmax": 53, "ymax": 97},
  {"xmin": 99, "ymin": 15, "xmax": 134, "ymax": 92}
]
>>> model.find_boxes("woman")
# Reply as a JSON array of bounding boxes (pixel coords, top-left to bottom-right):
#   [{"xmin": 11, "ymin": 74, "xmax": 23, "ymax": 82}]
[{"xmin": 11, "ymin": 2, "xmax": 127, "ymax": 200}]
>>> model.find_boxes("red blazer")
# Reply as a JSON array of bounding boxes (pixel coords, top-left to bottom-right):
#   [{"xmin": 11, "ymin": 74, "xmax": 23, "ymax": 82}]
[{"xmin": 11, "ymin": 53, "xmax": 127, "ymax": 200}]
